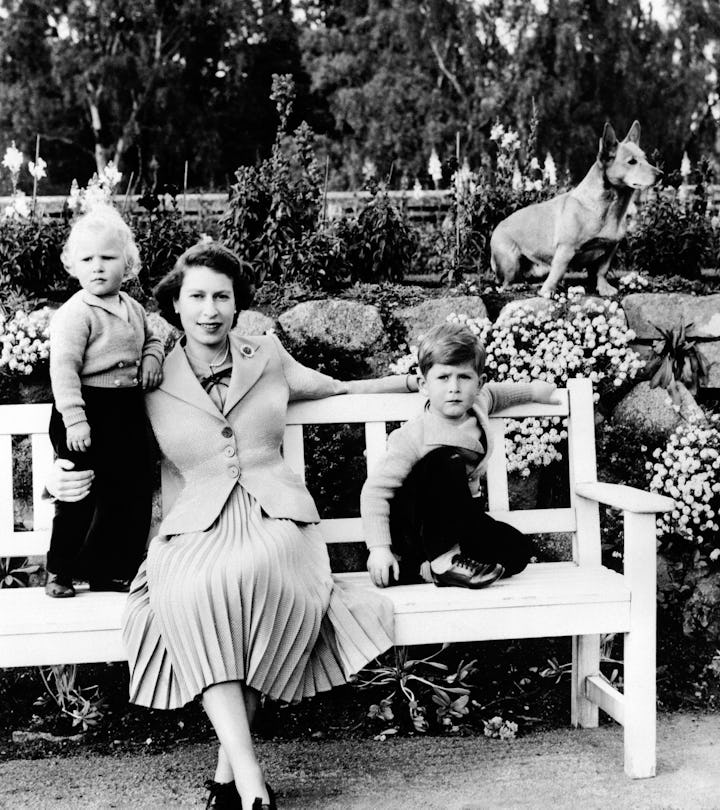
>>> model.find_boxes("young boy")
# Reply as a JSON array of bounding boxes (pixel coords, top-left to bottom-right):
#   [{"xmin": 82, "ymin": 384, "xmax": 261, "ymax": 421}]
[{"xmin": 361, "ymin": 322, "xmax": 557, "ymax": 589}]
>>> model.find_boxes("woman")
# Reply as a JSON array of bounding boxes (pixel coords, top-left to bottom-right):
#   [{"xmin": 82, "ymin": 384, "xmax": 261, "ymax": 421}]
[{"xmin": 49, "ymin": 241, "xmax": 415, "ymax": 809}]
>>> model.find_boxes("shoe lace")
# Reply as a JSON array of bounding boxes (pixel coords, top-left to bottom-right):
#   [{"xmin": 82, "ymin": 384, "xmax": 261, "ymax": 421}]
[{"xmin": 452, "ymin": 554, "xmax": 484, "ymax": 573}]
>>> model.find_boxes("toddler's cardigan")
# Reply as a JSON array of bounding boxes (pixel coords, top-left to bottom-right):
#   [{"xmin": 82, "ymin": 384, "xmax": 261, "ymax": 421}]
[{"xmin": 49, "ymin": 290, "xmax": 164, "ymax": 428}]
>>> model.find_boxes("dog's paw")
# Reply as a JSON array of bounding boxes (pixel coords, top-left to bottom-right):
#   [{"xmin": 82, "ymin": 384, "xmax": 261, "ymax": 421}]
[
  {"xmin": 538, "ymin": 285, "xmax": 555, "ymax": 298},
  {"xmin": 596, "ymin": 278, "xmax": 618, "ymax": 297}
]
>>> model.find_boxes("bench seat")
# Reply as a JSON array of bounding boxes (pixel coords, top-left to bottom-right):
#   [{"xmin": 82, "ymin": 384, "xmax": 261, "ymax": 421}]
[{"xmin": 0, "ymin": 563, "xmax": 630, "ymax": 666}]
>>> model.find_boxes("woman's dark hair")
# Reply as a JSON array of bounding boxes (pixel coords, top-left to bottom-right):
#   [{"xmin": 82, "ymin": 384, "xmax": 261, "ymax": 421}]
[{"xmin": 154, "ymin": 241, "xmax": 254, "ymax": 329}]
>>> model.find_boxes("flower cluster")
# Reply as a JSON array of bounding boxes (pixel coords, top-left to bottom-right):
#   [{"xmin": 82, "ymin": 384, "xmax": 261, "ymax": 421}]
[
  {"xmin": 646, "ymin": 414, "xmax": 720, "ymax": 561},
  {"xmin": 0, "ymin": 307, "xmax": 52, "ymax": 376},
  {"xmin": 483, "ymin": 715, "xmax": 518, "ymax": 740},
  {"xmin": 389, "ymin": 289, "xmax": 643, "ymax": 474},
  {"xmin": 618, "ymin": 271, "xmax": 650, "ymax": 292},
  {"xmin": 67, "ymin": 162, "xmax": 123, "ymax": 214}
]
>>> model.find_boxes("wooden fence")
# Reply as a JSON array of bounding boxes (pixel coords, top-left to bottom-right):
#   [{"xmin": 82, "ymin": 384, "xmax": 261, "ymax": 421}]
[{"xmin": 2, "ymin": 186, "xmax": 719, "ymax": 226}]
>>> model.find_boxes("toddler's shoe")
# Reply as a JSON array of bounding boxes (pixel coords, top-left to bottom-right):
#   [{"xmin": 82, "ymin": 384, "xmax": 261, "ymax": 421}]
[
  {"xmin": 431, "ymin": 555, "xmax": 504, "ymax": 589},
  {"xmin": 45, "ymin": 573, "xmax": 75, "ymax": 598}
]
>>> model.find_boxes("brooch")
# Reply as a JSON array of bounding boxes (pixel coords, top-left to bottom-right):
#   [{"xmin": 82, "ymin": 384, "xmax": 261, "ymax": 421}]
[{"xmin": 240, "ymin": 344, "xmax": 256, "ymax": 358}]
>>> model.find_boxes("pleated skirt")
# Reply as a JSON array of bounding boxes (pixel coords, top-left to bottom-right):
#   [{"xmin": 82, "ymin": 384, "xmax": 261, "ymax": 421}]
[{"xmin": 122, "ymin": 485, "xmax": 394, "ymax": 710}]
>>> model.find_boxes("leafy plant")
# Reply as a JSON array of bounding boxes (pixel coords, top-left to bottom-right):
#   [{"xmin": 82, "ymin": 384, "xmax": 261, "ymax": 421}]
[
  {"xmin": 36, "ymin": 664, "xmax": 105, "ymax": 732},
  {"xmin": 623, "ymin": 160, "xmax": 719, "ymax": 280},
  {"xmin": 0, "ymin": 556, "xmax": 40, "ymax": 588},
  {"xmin": 647, "ymin": 320, "xmax": 709, "ymax": 401},
  {"xmin": 220, "ymin": 74, "xmax": 330, "ymax": 288},
  {"xmin": 338, "ymin": 181, "xmax": 417, "ymax": 283},
  {"xmin": 355, "ymin": 644, "xmax": 477, "ymax": 734}
]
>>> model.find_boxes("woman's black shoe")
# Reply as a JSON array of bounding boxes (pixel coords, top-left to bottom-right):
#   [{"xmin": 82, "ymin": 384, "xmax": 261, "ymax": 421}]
[
  {"xmin": 250, "ymin": 783, "xmax": 277, "ymax": 810},
  {"xmin": 204, "ymin": 779, "xmax": 242, "ymax": 810}
]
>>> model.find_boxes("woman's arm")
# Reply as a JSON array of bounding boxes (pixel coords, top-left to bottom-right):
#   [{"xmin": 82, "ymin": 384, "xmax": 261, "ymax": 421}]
[
  {"xmin": 340, "ymin": 374, "xmax": 419, "ymax": 395},
  {"xmin": 46, "ymin": 459, "xmax": 95, "ymax": 502}
]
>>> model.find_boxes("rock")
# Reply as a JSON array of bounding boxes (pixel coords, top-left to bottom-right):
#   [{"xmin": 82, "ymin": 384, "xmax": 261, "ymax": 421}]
[
  {"xmin": 622, "ymin": 293, "xmax": 720, "ymax": 387},
  {"xmin": 233, "ymin": 310, "xmax": 276, "ymax": 336},
  {"xmin": 611, "ymin": 380, "xmax": 703, "ymax": 440},
  {"xmin": 278, "ymin": 299, "xmax": 385, "ymax": 353},
  {"xmin": 395, "ymin": 296, "xmax": 488, "ymax": 343}
]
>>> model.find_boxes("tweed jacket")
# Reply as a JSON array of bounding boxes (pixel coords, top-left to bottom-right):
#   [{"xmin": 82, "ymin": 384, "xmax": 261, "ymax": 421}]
[
  {"xmin": 360, "ymin": 381, "xmax": 538, "ymax": 549},
  {"xmin": 147, "ymin": 332, "xmax": 408, "ymax": 537}
]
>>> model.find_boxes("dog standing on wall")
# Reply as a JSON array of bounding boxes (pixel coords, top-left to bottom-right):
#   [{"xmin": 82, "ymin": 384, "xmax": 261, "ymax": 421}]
[{"xmin": 490, "ymin": 121, "xmax": 661, "ymax": 296}]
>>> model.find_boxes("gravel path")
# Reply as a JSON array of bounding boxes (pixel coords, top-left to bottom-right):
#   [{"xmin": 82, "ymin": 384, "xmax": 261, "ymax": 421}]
[{"xmin": 2, "ymin": 712, "xmax": 719, "ymax": 809}]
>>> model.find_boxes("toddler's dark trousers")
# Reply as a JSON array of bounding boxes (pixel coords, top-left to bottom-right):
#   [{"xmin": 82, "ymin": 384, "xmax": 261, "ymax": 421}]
[
  {"xmin": 389, "ymin": 447, "xmax": 531, "ymax": 584},
  {"xmin": 47, "ymin": 386, "xmax": 152, "ymax": 583}
]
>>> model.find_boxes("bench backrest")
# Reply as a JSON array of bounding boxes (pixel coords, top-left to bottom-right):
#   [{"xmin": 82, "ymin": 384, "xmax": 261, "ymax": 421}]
[{"xmin": 0, "ymin": 378, "xmax": 599, "ymax": 566}]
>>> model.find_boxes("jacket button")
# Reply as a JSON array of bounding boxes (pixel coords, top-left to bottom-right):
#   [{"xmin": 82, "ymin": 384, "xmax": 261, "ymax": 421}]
[
  {"xmin": 224, "ymin": 446, "xmax": 235, "ymax": 457},
  {"xmin": 228, "ymin": 466, "xmax": 239, "ymax": 478},
  {"xmin": 221, "ymin": 426, "xmax": 233, "ymax": 438},
  {"xmin": 114, "ymin": 380, "xmax": 121, "ymax": 386},
  {"xmin": 131, "ymin": 377, "xmax": 138, "ymax": 384},
  {"xmin": 117, "ymin": 361, "xmax": 124, "ymax": 368}
]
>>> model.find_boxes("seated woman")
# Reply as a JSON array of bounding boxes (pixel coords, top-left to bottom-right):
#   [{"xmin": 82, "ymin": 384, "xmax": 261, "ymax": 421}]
[{"xmin": 49, "ymin": 241, "xmax": 416, "ymax": 810}]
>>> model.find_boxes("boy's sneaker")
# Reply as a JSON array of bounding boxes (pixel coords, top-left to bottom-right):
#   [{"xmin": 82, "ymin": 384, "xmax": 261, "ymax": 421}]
[
  {"xmin": 431, "ymin": 555, "xmax": 504, "ymax": 589},
  {"xmin": 45, "ymin": 573, "xmax": 76, "ymax": 598}
]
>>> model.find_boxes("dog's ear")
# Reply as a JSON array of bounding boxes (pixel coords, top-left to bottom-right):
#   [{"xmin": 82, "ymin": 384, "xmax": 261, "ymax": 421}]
[
  {"xmin": 598, "ymin": 122, "xmax": 618, "ymax": 162},
  {"xmin": 623, "ymin": 120, "xmax": 641, "ymax": 144}
]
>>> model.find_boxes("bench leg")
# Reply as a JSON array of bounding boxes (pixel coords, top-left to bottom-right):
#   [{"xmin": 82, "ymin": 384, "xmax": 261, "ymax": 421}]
[
  {"xmin": 622, "ymin": 512, "xmax": 657, "ymax": 779},
  {"xmin": 571, "ymin": 633, "xmax": 599, "ymax": 727}
]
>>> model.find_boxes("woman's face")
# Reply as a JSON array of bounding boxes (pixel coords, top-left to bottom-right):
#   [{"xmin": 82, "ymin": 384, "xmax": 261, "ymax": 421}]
[{"xmin": 174, "ymin": 266, "xmax": 236, "ymax": 357}]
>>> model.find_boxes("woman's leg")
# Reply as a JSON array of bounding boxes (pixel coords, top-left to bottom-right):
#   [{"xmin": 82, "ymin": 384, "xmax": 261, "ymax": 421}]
[
  {"xmin": 202, "ymin": 681, "xmax": 268, "ymax": 806},
  {"xmin": 214, "ymin": 687, "xmax": 261, "ymax": 783}
]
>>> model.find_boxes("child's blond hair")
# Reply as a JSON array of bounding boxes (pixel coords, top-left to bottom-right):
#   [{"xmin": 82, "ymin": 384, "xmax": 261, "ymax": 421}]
[
  {"xmin": 417, "ymin": 322, "xmax": 487, "ymax": 377},
  {"xmin": 61, "ymin": 204, "xmax": 141, "ymax": 279}
]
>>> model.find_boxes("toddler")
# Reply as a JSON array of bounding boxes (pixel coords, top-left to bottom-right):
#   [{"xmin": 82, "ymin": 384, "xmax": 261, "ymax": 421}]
[
  {"xmin": 45, "ymin": 204, "xmax": 164, "ymax": 597},
  {"xmin": 361, "ymin": 322, "xmax": 557, "ymax": 589}
]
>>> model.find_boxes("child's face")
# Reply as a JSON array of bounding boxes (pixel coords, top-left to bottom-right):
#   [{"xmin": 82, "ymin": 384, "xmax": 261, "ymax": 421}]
[
  {"xmin": 419, "ymin": 361, "xmax": 485, "ymax": 423},
  {"xmin": 69, "ymin": 228, "xmax": 127, "ymax": 299}
]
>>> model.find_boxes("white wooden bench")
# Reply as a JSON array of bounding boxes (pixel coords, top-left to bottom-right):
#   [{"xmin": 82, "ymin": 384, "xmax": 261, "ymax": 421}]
[{"xmin": 0, "ymin": 378, "xmax": 672, "ymax": 778}]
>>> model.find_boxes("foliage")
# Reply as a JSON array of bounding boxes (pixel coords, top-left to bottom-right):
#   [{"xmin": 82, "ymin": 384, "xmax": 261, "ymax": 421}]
[
  {"xmin": 647, "ymin": 412, "xmax": 720, "ymax": 568},
  {"xmin": 356, "ymin": 644, "xmax": 477, "ymax": 735},
  {"xmin": 36, "ymin": 664, "xmax": 104, "ymax": 732},
  {"xmin": 647, "ymin": 320, "xmax": 710, "ymax": 400},
  {"xmin": 337, "ymin": 182, "xmax": 417, "ymax": 283},
  {"xmin": 624, "ymin": 182, "xmax": 720, "ymax": 281},
  {"xmin": 0, "ymin": 217, "xmax": 68, "ymax": 299},
  {"xmin": 0, "ymin": 556, "xmax": 40, "ymax": 588},
  {"xmin": 221, "ymin": 74, "xmax": 333, "ymax": 289}
]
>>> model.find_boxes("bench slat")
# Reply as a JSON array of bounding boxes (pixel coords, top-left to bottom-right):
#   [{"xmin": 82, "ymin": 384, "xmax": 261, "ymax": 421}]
[
  {"xmin": 486, "ymin": 420, "xmax": 509, "ymax": 510},
  {"xmin": 0, "ymin": 434, "xmax": 14, "ymax": 544},
  {"xmin": 282, "ymin": 424, "xmax": 306, "ymax": 479}
]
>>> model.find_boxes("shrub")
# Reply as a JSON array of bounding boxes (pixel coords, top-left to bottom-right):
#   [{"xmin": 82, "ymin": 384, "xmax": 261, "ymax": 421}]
[
  {"xmin": 646, "ymin": 412, "xmax": 720, "ymax": 569},
  {"xmin": 0, "ymin": 217, "xmax": 69, "ymax": 300},
  {"xmin": 623, "ymin": 162, "xmax": 720, "ymax": 279},
  {"xmin": 337, "ymin": 182, "xmax": 417, "ymax": 283},
  {"xmin": 220, "ymin": 74, "xmax": 334, "ymax": 288}
]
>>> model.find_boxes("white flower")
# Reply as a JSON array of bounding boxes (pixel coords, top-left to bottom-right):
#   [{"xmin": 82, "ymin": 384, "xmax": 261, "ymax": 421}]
[
  {"xmin": 428, "ymin": 149, "xmax": 442, "ymax": 184},
  {"xmin": 490, "ymin": 122, "xmax": 505, "ymax": 142},
  {"xmin": 501, "ymin": 131, "xmax": 520, "ymax": 151},
  {"xmin": 2, "ymin": 141, "xmax": 23, "ymax": 175},
  {"xmin": 361, "ymin": 158, "xmax": 377, "ymax": 181},
  {"xmin": 100, "ymin": 160, "xmax": 122, "ymax": 190},
  {"xmin": 28, "ymin": 156, "xmax": 47, "ymax": 181},
  {"xmin": 3, "ymin": 191, "xmax": 30, "ymax": 220},
  {"xmin": 412, "ymin": 178, "xmax": 423, "ymax": 199},
  {"xmin": 543, "ymin": 152, "xmax": 557, "ymax": 185},
  {"xmin": 67, "ymin": 179, "xmax": 82, "ymax": 212}
]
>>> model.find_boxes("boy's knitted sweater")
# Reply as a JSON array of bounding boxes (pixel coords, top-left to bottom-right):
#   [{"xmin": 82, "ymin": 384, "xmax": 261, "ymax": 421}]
[
  {"xmin": 49, "ymin": 290, "xmax": 164, "ymax": 428},
  {"xmin": 360, "ymin": 381, "xmax": 542, "ymax": 549}
]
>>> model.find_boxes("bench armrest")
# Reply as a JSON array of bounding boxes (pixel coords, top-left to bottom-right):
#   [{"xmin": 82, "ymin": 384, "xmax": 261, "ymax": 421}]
[{"xmin": 575, "ymin": 482, "xmax": 674, "ymax": 514}]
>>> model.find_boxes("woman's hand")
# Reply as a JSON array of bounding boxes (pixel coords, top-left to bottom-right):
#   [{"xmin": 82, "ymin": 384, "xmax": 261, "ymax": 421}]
[
  {"xmin": 367, "ymin": 546, "xmax": 400, "ymax": 588},
  {"xmin": 47, "ymin": 458, "xmax": 94, "ymax": 502}
]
